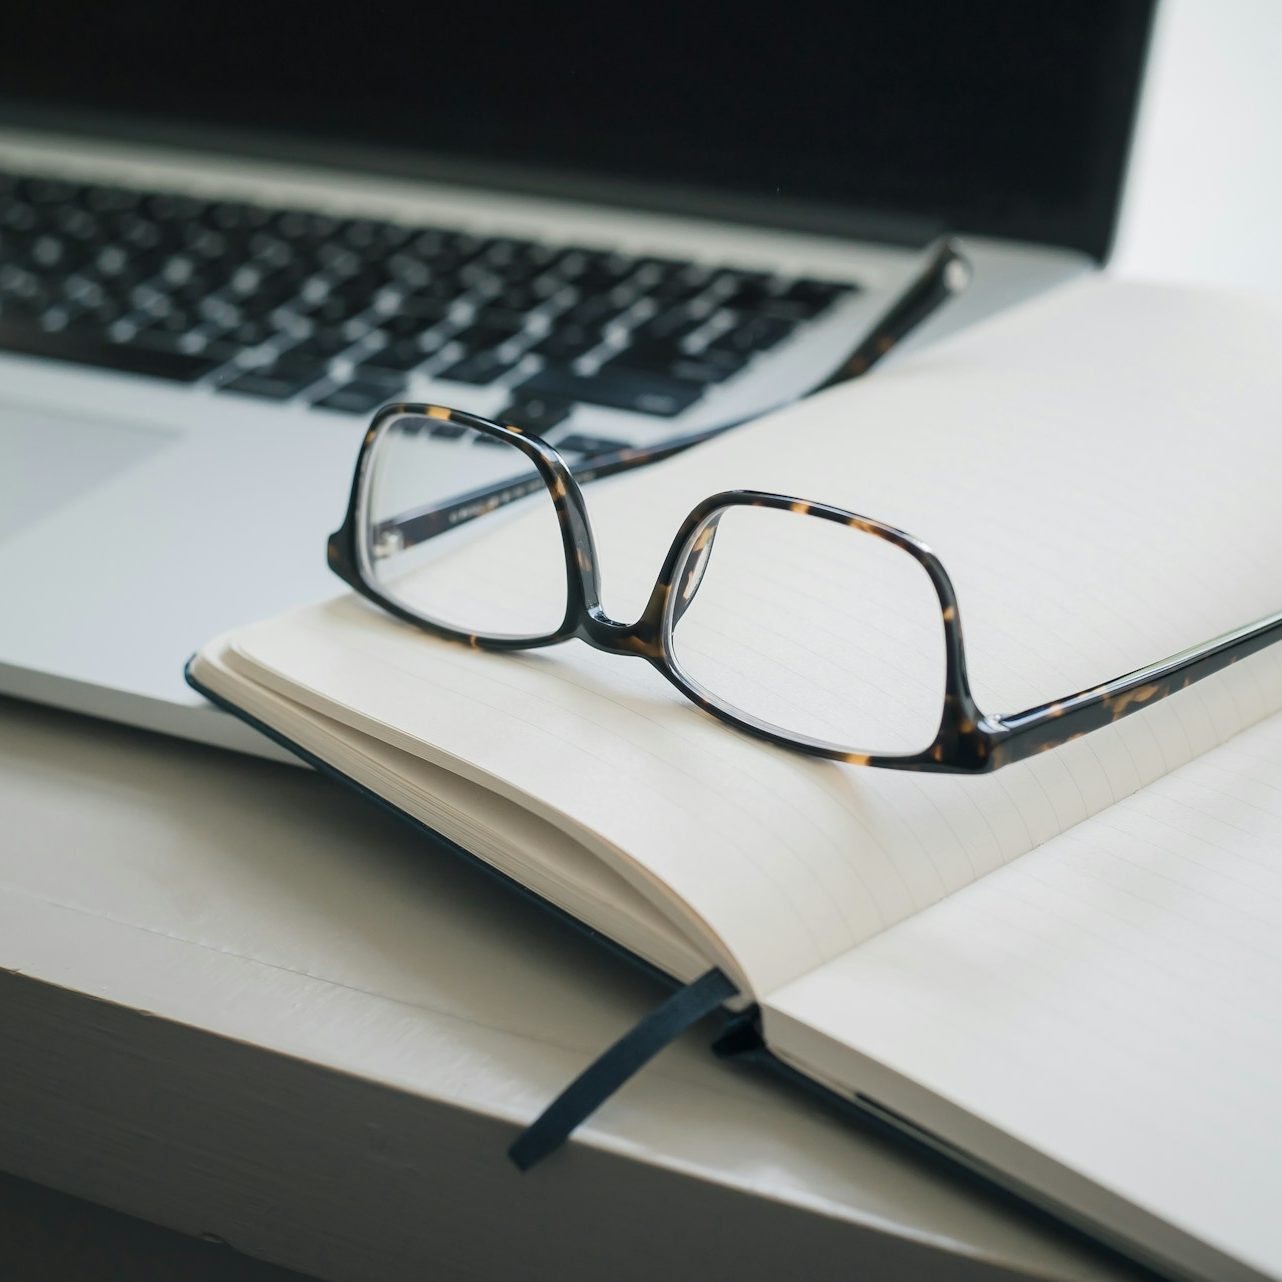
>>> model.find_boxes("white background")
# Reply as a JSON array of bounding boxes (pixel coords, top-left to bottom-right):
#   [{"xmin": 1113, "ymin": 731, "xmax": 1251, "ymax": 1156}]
[{"xmin": 1112, "ymin": 0, "xmax": 1282, "ymax": 294}]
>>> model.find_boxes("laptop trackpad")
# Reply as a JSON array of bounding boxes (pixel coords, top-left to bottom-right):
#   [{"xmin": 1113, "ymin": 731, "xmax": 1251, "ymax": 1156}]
[{"xmin": 0, "ymin": 404, "xmax": 174, "ymax": 541}]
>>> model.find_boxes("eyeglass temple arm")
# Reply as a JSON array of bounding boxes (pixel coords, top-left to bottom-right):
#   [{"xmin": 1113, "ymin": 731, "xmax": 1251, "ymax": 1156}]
[
  {"xmin": 372, "ymin": 239, "xmax": 972, "ymax": 553},
  {"xmin": 368, "ymin": 432, "xmax": 713, "ymax": 553},
  {"xmin": 814, "ymin": 237, "xmax": 971, "ymax": 389},
  {"xmin": 987, "ymin": 608, "xmax": 1282, "ymax": 766}
]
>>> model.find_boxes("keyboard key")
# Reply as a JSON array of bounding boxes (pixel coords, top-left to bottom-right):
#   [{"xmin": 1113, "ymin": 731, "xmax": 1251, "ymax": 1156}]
[
  {"xmin": 135, "ymin": 308, "xmax": 203, "ymax": 340},
  {"xmin": 693, "ymin": 344, "xmax": 759, "ymax": 375},
  {"xmin": 777, "ymin": 277, "xmax": 858, "ymax": 314},
  {"xmin": 563, "ymin": 295, "xmax": 635, "ymax": 329},
  {"xmin": 436, "ymin": 351, "xmax": 521, "ymax": 385},
  {"xmin": 647, "ymin": 268, "xmax": 714, "ymax": 305},
  {"xmin": 77, "ymin": 296, "xmax": 131, "ymax": 329},
  {"xmin": 751, "ymin": 297, "xmax": 827, "ymax": 322},
  {"xmin": 480, "ymin": 236, "xmax": 542, "ymax": 265},
  {"xmin": 707, "ymin": 269, "xmax": 777, "ymax": 308},
  {"xmin": 558, "ymin": 433, "xmax": 630, "ymax": 456},
  {"xmin": 219, "ymin": 368, "xmax": 319, "ymax": 400},
  {"xmin": 403, "ymin": 276, "xmax": 467, "ymax": 304},
  {"xmin": 0, "ymin": 319, "xmax": 220, "ymax": 381},
  {"xmin": 471, "ymin": 305, "xmax": 533, "ymax": 331},
  {"xmin": 203, "ymin": 199, "xmax": 271, "ymax": 231},
  {"xmin": 264, "ymin": 350, "xmax": 331, "ymax": 384},
  {"xmin": 530, "ymin": 324, "xmax": 603, "ymax": 362},
  {"xmin": 82, "ymin": 184, "xmax": 142, "ymax": 215},
  {"xmin": 280, "ymin": 328, "xmax": 357, "ymax": 361},
  {"xmin": 28, "ymin": 234, "xmax": 68, "ymax": 270},
  {"xmin": 495, "ymin": 281, "xmax": 563, "ymax": 313},
  {"xmin": 451, "ymin": 320, "xmax": 527, "ymax": 353},
  {"xmin": 495, "ymin": 394, "xmax": 573, "ymax": 434},
  {"xmin": 629, "ymin": 308, "xmax": 706, "ymax": 344},
  {"xmin": 144, "ymin": 192, "xmax": 206, "ymax": 221},
  {"xmin": 567, "ymin": 251, "xmax": 639, "ymax": 291},
  {"xmin": 602, "ymin": 348, "xmax": 747, "ymax": 384},
  {"xmin": 705, "ymin": 314, "xmax": 795, "ymax": 355},
  {"xmin": 377, "ymin": 304, "xmax": 452, "ymax": 337},
  {"xmin": 359, "ymin": 339, "xmax": 434, "ymax": 374},
  {"xmin": 90, "ymin": 243, "xmax": 131, "ymax": 275},
  {"xmin": 335, "ymin": 218, "xmax": 385, "ymax": 249},
  {"xmin": 313, "ymin": 381, "xmax": 403, "ymax": 414},
  {"xmin": 606, "ymin": 338, "xmax": 687, "ymax": 371},
  {"xmin": 56, "ymin": 208, "xmax": 101, "ymax": 243},
  {"xmin": 632, "ymin": 255, "xmax": 689, "ymax": 277},
  {"xmin": 129, "ymin": 327, "xmax": 235, "ymax": 362},
  {"xmin": 296, "ymin": 293, "xmax": 367, "ymax": 325},
  {"xmin": 670, "ymin": 352, "xmax": 749, "ymax": 381},
  {"xmin": 272, "ymin": 209, "xmax": 344, "ymax": 244},
  {"xmin": 516, "ymin": 365, "xmax": 703, "ymax": 417},
  {"xmin": 488, "ymin": 254, "xmax": 553, "ymax": 288},
  {"xmin": 24, "ymin": 177, "xmax": 77, "ymax": 204}
]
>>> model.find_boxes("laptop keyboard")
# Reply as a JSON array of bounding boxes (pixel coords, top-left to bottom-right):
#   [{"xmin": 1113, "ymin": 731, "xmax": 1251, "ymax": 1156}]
[{"xmin": 0, "ymin": 168, "xmax": 857, "ymax": 440}]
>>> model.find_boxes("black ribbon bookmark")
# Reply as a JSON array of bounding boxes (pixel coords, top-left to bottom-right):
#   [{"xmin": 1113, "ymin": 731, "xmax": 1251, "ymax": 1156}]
[{"xmin": 508, "ymin": 967, "xmax": 739, "ymax": 1171}]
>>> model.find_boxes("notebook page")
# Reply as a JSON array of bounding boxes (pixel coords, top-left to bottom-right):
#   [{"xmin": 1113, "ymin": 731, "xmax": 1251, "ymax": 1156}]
[
  {"xmin": 193, "ymin": 637, "xmax": 708, "ymax": 983},
  {"xmin": 764, "ymin": 708, "xmax": 1282, "ymax": 1282},
  {"xmin": 224, "ymin": 278, "xmax": 1282, "ymax": 997}
]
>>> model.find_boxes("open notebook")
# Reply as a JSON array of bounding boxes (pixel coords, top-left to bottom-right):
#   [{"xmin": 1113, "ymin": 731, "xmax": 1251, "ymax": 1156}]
[{"xmin": 190, "ymin": 277, "xmax": 1282, "ymax": 1282}]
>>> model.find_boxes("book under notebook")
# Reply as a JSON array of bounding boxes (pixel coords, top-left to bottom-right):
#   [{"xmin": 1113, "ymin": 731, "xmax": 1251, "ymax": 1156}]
[{"xmin": 189, "ymin": 274, "xmax": 1282, "ymax": 1281}]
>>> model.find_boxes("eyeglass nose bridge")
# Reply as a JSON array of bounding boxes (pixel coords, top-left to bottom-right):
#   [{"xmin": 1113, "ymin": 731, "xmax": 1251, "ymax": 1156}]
[
  {"xmin": 564, "ymin": 531, "xmax": 710, "ymax": 667},
  {"xmin": 559, "ymin": 497, "xmax": 749, "ymax": 674},
  {"xmin": 570, "ymin": 498, "xmax": 738, "ymax": 665},
  {"xmin": 574, "ymin": 609, "xmax": 667, "ymax": 662}
]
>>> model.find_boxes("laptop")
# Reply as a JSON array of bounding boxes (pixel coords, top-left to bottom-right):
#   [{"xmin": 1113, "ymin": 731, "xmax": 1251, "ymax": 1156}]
[{"xmin": 0, "ymin": 3, "xmax": 1155, "ymax": 757}]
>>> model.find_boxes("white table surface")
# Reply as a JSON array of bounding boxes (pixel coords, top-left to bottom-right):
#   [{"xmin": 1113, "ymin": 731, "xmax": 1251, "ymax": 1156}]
[{"xmin": 0, "ymin": 696, "xmax": 1145, "ymax": 1282}]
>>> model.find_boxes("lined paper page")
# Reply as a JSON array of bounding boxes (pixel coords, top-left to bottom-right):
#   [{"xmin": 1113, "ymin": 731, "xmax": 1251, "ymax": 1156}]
[
  {"xmin": 764, "ymin": 708, "xmax": 1282, "ymax": 1282},
  {"xmin": 194, "ymin": 636, "xmax": 708, "ymax": 983},
  {"xmin": 220, "ymin": 278, "xmax": 1282, "ymax": 997}
]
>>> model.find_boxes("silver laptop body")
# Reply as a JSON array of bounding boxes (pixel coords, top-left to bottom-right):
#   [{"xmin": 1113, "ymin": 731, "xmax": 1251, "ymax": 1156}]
[{"xmin": 0, "ymin": 4, "xmax": 1154, "ymax": 756}]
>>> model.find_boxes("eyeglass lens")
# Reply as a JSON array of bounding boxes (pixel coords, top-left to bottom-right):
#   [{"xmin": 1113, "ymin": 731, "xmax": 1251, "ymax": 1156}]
[
  {"xmin": 667, "ymin": 504, "xmax": 946, "ymax": 754},
  {"xmin": 362, "ymin": 412, "xmax": 568, "ymax": 640}
]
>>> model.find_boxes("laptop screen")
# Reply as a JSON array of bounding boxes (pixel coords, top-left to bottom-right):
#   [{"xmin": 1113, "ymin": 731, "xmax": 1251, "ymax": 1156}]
[{"xmin": 0, "ymin": 2, "xmax": 1153, "ymax": 260}]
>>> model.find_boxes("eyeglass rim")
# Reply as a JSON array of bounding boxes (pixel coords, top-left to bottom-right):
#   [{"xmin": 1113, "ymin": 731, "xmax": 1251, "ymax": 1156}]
[
  {"xmin": 344, "ymin": 404, "xmax": 583, "ymax": 645},
  {"xmin": 327, "ymin": 403, "xmax": 1282, "ymax": 774},
  {"xmin": 652, "ymin": 495, "xmax": 982, "ymax": 764}
]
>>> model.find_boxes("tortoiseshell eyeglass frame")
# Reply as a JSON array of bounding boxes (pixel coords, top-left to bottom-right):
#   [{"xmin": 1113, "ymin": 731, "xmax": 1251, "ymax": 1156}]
[{"xmin": 328, "ymin": 404, "xmax": 1282, "ymax": 773}]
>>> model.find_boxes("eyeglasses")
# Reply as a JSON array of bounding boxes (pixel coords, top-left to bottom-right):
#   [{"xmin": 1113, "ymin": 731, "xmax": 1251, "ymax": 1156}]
[{"xmin": 326, "ymin": 249, "xmax": 1282, "ymax": 771}]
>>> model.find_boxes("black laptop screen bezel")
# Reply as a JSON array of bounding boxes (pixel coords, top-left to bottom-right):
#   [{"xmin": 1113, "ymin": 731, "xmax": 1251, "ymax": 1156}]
[{"xmin": 0, "ymin": 3, "xmax": 1156, "ymax": 261}]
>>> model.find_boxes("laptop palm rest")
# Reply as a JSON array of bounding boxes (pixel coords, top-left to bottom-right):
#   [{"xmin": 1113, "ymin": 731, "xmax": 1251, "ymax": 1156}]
[{"xmin": 0, "ymin": 404, "xmax": 173, "ymax": 542}]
